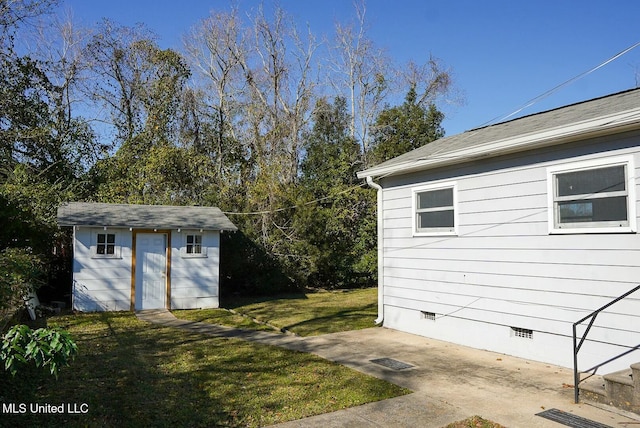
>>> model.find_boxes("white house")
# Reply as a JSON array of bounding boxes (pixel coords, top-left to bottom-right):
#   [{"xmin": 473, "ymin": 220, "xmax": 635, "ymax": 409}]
[
  {"xmin": 57, "ymin": 202, "xmax": 237, "ymax": 312},
  {"xmin": 357, "ymin": 89, "xmax": 640, "ymax": 374}
]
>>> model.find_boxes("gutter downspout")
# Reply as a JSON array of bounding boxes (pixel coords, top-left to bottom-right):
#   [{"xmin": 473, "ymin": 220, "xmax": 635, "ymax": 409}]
[{"xmin": 366, "ymin": 176, "xmax": 384, "ymax": 325}]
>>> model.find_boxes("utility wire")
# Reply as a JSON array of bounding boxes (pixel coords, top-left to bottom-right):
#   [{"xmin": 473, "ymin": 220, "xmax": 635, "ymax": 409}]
[
  {"xmin": 480, "ymin": 40, "xmax": 640, "ymax": 127},
  {"xmin": 222, "ymin": 40, "xmax": 640, "ymax": 216},
  {"xmin": 221, "ymin": 182, "xmax": 368, "ymax": 215},
  {"xmin": 368, "ymin": 40, "xmax": 640, "ymax": 181}
]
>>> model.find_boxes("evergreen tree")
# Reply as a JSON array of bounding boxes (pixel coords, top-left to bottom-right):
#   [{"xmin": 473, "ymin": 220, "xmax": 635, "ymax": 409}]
[
  {"xmin": 369, "ymin": 85, "xmax": 445, "ymax": 166},
  {"xmin": 296, "ymin": 97, "xmax": 375, "ymax": 288}
]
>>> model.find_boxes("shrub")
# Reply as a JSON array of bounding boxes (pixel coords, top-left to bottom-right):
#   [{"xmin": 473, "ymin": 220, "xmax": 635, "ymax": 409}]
[
  {"xmin": 1, "ymin": 324, "xmax": 77, "ymax": 378},
  {"xmin": 0, "ymin": 248, "xmax": 44, "ymax": 331}
]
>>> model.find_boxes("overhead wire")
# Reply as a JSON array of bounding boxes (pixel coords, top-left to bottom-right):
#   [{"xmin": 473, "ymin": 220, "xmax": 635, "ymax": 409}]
[
  {"xmin": 221, "ymin": 181, "xmax": 368, "ymax": 215},
  {"xmin": 480, "ymin": 40, "xmax": 640, "ymax": 127},
  {"xmin": 370, "ymin": 40, "xmax": 640, "ymax": 321},
  {"xmin": 222, "ymin": 40, "xmax": 640, "ymax": 216},
  {"xmin": 373, "ymin": 40, "xmax": 640, "ymax": 177}
]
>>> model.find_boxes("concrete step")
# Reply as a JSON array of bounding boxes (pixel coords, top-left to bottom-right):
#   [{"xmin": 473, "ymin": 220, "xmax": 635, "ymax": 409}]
[
  {"xmin": 604, "ymin": 369, "xmax": 635, "ymax": 411},
  {"xmin": 579, "ymin": 374, "xmax": 607, "ymax": 403},
  {"xmin": 579, "ymin": 364, "xmax": 640, "ymax": 414}
]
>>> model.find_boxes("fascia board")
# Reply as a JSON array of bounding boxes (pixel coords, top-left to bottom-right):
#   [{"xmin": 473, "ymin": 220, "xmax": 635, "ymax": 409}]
[{"xmin": 358, "ymin": 108, "xmax": 640, "ymax": 180}]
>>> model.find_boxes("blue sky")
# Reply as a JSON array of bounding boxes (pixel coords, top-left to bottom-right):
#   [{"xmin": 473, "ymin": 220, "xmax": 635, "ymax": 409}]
[{"xmin": 59, "ymin": 0, "xmax": 640, "ymax": 136}]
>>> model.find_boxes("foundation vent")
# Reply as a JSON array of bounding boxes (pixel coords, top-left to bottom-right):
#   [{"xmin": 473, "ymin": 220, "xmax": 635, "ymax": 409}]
[
  {"xmin": 421, "ymin": 311, "xmax": 436, "ymax": 321},
  {"xmin": 511, "ymin": 327, "xmax": 533, "ymax": 339}
]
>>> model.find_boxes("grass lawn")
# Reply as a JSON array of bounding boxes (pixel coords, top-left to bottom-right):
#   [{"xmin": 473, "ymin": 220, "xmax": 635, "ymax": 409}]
[
  {"xmin": 176, "ymin": 288, "xmax": 378, "ymax": 336},
  {"xmin": 0, "ymin": 291, "xmax": 408, "ymax": 427},
  {"xmin": 444, "ymin": 416, "xmax": 506, "ymax": 427}
]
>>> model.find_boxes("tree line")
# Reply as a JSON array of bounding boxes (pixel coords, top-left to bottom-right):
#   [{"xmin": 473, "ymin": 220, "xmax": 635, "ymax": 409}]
[{"xmin": 1, "ymin": 0, "xmax": 454, "ymax": 300}]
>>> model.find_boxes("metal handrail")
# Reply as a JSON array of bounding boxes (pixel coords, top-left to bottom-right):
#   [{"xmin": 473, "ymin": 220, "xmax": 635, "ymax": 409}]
[{"xmin": 572, "ymin": 284, "xmax": 640, "ymax": 403}]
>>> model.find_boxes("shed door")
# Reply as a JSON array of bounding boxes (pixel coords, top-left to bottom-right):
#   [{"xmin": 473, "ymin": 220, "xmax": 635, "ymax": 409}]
[{"xmin": 135, "ymin": 233, "xmax": 167, "ymax": 310}]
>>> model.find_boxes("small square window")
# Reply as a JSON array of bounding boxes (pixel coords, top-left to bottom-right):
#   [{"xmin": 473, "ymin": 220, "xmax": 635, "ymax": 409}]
[
  {"xmin": 186, "ymin": 234, "xmax": 202, "ymax": 254},
  {"xmin": 94, "ymin": 233, "xmax": 118, "ymax": 258}
]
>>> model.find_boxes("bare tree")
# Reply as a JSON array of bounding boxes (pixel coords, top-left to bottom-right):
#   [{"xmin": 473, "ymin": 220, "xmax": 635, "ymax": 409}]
[
  {"xmin": 328, "ymin": 0, "xmax": 390, "ymax": 157},
  {"xmin": 240, "ymin": 4, "xmax": 318, "ymax": 184},
  {"xmin": 398, "ymin": 57, "xmax": 453, "ymax": 107},
  {"xmin": 83, "ymin": 20, "xmax": 156, "ymax": 143},
  {"xmin": 0, "ymin": 0, "xmax": 57, "ymax": 37},
  {"xmin": 183, "ymin": 7, "xmax": 245, "ymax": 178}
]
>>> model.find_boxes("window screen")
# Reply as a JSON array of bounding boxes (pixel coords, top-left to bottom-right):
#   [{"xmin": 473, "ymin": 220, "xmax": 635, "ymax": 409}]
[
  {"xmin": 553, "ymin": 164, "xmax": 629, "ymax": 229},
  {"xmin": 415, "ymin": 186, "xmax": 455, "ymax": 233}
]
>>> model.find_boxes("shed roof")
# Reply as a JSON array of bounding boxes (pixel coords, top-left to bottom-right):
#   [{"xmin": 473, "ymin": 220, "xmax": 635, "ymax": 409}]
[
  {"xmin": 358, "ymin": 88, "xmax": 640, "ymax": 179},
  {"xmin": 57, "ymin": 202, "xmax": 238, "ymax": 231}
]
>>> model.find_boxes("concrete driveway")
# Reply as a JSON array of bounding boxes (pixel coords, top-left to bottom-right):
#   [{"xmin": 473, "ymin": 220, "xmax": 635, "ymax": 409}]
[{"xmin": 137, "ymin": 310, "xmax": 640, "ymax": 427}]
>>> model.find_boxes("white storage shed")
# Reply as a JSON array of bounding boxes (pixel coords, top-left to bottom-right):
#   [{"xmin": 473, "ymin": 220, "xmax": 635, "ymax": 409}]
[{"xmin": 57, "ymin": 202, "xmax": 237, "ymax": 312}]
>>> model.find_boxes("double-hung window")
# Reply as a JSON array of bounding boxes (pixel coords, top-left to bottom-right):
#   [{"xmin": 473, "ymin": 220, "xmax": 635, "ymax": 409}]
[
  {"xmin": 548, "ymin": 157, "xmax": 636, "ymax": 233},
  {"xmin": 413, "ymin": 183, "xmax": 457, "ymax": 236}
]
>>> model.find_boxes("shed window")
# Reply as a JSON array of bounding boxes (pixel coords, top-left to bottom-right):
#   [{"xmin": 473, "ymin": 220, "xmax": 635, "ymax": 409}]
[
  {"xmin": 548, "ymin": 157, "xmax": 636, "ymax": 233},
  {"xmin": 413, "ymin": 183, "xmax": 457, "ymax": 235},
  {"xmin": 182, "ymin": 233, "xmax": 207, "ymax": 257},
  {"xmin": 93, "ymin": 232, "xmax": 120, "ymax": 258},
  {"xmin": 97, "ymin": 233, "xmax": 116, "ymax": 255},
  {"xmin": 186, "ymin": 234, "xmax": 202, "ymax": 254}
]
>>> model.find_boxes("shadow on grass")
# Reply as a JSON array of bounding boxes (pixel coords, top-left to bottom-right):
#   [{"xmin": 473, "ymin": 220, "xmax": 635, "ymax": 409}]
[
  {"xmin": 2, "ymin": 311, "xmax": 402, "ymax": 427},
  {"xmin": 282, "ymin": 303, "xmax": 378, "ymax": 336},
  {"xmin": 221, "ymin": 292, "xmax": 308, "ymax": 310},
  {"xmin": 0, "ymin": 313, "xmax": 232, "ymax": 427}
]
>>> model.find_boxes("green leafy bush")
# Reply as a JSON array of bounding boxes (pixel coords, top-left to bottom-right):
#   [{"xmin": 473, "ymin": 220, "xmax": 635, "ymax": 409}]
[
  {"xmin": 1, "ymin": 324, "xmax": 78, "ymax": 378},
  {"xmin": 0, "ymin": 248, "xmax": 44, "ymax": 329}
]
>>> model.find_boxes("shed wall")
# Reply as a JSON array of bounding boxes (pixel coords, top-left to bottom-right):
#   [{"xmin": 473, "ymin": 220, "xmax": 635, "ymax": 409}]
[
  {"xmin": 170, "ymin": 230, "xmax": 221, "ymax": 309},
  {"xmin": 72, "ymin": 228, "xmax": 222, "ymax": 311},
  {"xmin": 72, "ymin": 228, "xmax": 133, "ymax": 311},
  {"xmin": 379, "ymin": 131, "xmax": 640, "ymax": 371}
]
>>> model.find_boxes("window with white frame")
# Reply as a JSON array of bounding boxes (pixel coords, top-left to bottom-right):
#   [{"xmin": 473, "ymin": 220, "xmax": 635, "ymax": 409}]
[
  {"xmin": 548, "ymin": 157, "xmax": 636, "ymax": 233},
  {"xmin": 93, "ymin": 232, "xmax": 120, "ymax": 258},
  {"xmin": 186, "ymin": 234, "xmax": 202, "ymax": 254},
  {"xmin": 413, "ymin": 183, "xmax": 457, "ymax": 235},
  {"xmin": 182, "ymin": 233, "xmax": 207, "ymax": 257}
]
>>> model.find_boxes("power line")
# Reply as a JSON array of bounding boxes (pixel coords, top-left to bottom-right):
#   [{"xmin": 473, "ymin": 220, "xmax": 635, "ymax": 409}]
[
  {"xmin": 371, "ymin": 40, "xmax": 640, "ymax": 181},
  {"xmin": 480, "ymin": 40, "xmax": 640, "ymax": 127},
  {"xmin": 223, "ymin": 40, "xmax": 640, "ymax": 216},
  {"xmin": 221, "ymin": 182, "xmax": 368, "ymax": 215}
]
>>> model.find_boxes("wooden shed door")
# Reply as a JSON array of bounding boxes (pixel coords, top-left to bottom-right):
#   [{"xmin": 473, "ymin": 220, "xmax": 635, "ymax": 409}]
[{"xmin": 135, "ymin": 233, "xmax": 167, "ymax": 310}]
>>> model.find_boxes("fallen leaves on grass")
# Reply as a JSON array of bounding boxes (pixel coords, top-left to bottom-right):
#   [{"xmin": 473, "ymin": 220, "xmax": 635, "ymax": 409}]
[{"xmin": 444, "ymin": 415, "xmax": 507, "ymax": 428}]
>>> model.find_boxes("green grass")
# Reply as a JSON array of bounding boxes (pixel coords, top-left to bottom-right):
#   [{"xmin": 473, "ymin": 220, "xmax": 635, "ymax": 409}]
[
  {"xmin": 0, "ymin": 308, "xmax": 408, "ymax": 427},
  {"xmin": 176, "ymin": 288, "xmax": 379, "ymax": 336},
  {"xmin": 443, "ymin": 416, "xmax": 506, "ymax": 427}
]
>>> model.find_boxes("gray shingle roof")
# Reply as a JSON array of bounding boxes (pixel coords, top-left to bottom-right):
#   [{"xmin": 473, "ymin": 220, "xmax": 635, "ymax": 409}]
[
  {"xmin": 57, "ymin": 202, "xmax": 238, "ymax": 231},
  {"xmin": 358, "ymin": 88, "xmax": 640, "ymax": 179}
]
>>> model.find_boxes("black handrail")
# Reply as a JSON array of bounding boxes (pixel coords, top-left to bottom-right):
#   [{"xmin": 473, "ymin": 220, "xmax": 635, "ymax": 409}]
[{"xmin": 572, "ymin": 284, "xmax": 640, "ymax": 403}]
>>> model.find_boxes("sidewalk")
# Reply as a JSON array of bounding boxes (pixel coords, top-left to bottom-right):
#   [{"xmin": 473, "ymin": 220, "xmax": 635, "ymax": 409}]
[{"xmin": 136, "ymin": 310, "xmax": 640, "ymax": 427}]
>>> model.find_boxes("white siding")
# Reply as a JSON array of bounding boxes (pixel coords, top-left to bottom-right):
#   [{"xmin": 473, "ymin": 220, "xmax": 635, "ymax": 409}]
[
  {"xmin": 72, "ymin": 228, "xmax": 222, "ymax": 311},
  {"xmin": 170, "ymin": 230, "xmax": 220, "ymax": 309},
  {"xmin": 72, "ymin": 227, "xmax": 132, "ymax": 312},
  {"xmin": 379, "ymin": 132, "xmax": 640, "ymax": 371}
]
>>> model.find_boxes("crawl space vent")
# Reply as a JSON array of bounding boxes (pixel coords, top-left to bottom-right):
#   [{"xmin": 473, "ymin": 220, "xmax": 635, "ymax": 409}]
[
  {"xmin": 511, "ymin": 327, "xmax": 533, "ymax": 339},
  {"xmin": 421, "ymin": 311, "xmax": 436, "ymax": 321}
]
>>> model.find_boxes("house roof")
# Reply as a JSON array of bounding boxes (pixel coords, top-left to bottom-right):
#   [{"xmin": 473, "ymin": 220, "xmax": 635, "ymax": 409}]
[
  {"xmin": 357, "ymin": 88, "xmax": 640, "ymax": 179},
  {"xmin": 57, "ymin": 202, "xmax": 238, "ymax": 231}
]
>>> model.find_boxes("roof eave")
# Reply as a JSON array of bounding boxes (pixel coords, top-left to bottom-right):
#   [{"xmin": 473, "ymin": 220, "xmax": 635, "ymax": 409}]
[
  {"xmin": 357, "ymin": 108, "xmax": 640, "ymax": 180},
  {"xmin": 58, "ymin": 222, "xmax": 238, "ymax": 231}
]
